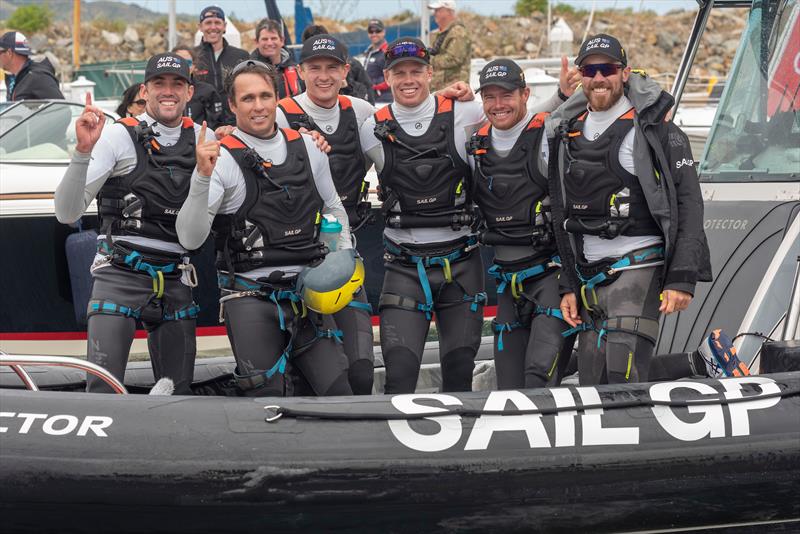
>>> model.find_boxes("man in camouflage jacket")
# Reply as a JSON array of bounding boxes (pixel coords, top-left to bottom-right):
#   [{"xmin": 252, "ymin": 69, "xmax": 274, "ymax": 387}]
[{"xmin": 428, "ymin": 1, "xmax": 471, "ymax": 91}]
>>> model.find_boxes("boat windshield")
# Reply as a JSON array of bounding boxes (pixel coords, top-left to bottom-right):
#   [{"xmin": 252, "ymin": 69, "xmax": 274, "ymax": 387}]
[
  {"xmin": 700, "ymin": 0, "xmax": 800, "ymax": 181},
  {"xmin": 0, "ymin": 101, "xmax": 114, "ymax": 162}
]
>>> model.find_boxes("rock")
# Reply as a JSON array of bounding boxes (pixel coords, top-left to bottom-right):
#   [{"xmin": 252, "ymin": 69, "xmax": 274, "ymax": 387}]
[
  {"xmin": 29, "ymin": 33, "xmax": 48, "ymax": 52},
  {"xmin": 123, "ymin": 26, "xmax": 139, "ymax": 44},
  {"xmin": 524, "ymin": 41, "xmax": 537, "ymax": 53},
  {"xmin": 656, "ymin": 32, "xmax": 680, "ymax": 53},
  {"xmin": 502, "ymin": 44, "xmax": 517, "ymax": 56},
  {"xmin": 144, "ymin": 33, "xmax": 164, "ymax": 49},
  {"xmin": 131, "ymin": 41, "xmax": 145, "ymax": 54},
  {"xmin": 518, "ymin": 18, "xmax": 532, "ymax": 28},
  {"xmin": 55, "ymin": 37, "xmax": 72, "ymax": 48},
  {"xmin": 102, "ymin": 30, "xmax": 122, "ymax": 46},
  {"xmin": 722, "ymin": 38, "xmax": 740, "ymax": 54}
]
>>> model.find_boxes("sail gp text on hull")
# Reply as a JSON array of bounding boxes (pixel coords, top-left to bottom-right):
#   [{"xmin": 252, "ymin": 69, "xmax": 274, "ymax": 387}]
[{"xmin": 388, "ymin": 377, "xmax": 782, "ymax": 452}]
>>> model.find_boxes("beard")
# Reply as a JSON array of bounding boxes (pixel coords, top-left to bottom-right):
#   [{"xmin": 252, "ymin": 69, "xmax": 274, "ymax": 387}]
[{"xmin": 584, "ymin": 81, "xmax": 624, "ymax": 112}]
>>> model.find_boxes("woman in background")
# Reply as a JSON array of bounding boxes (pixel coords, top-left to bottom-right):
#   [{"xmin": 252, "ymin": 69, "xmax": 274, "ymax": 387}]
[{"xmin": 115, "ymin": 83, "xmax": 145, "ymax": 118}]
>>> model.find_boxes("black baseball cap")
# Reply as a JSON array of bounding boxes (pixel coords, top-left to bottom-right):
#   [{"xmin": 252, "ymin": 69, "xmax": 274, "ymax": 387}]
[
  {"xmin": 0, "ymin": 31, "xmax": 31, "ymax": 56},
  {"xmin": 300, "ymin": 34, "xmax": 349, "ymax": 64},
  {"xmin": 144, "ymin": 53, "xmax": 192, "ymax": 83},
  {"xmin": 384, "ymin": 38, "xmax": 430, "ymax": 70},
  {"xmin": 199, "ymin": 5, "xmax": 225, "ymax": 22},
  {"xmin": 575, "ymin": 33, "xmax": 627, "ymax": 66},
  {"xmin": 367, "ymin": 19, "xmax": 384, "ymax": 32},
  {"xmin": 476, "ymin": 59, "xmax": 526, "ymax": 93}
]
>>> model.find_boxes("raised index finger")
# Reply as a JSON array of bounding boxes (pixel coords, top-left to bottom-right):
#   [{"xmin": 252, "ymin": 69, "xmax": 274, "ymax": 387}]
[
  {"xmin": 561, "ymin": 55, "xmax": 569, "ymax": 75},
  {"xmin": 85, "ymin": 92, "xmax": 93, "ymax": 109}
]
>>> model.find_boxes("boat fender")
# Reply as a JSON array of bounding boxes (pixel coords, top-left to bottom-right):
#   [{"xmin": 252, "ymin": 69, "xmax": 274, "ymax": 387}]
[{"xmin": 760, "ymin": 340, "xmax": 800, "ymax": 373}]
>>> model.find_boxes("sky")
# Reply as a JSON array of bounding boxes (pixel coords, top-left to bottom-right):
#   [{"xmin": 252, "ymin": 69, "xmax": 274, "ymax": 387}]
[{"xmin": 105, "ymin": 0, "xmax": 700, "ymax": 22}]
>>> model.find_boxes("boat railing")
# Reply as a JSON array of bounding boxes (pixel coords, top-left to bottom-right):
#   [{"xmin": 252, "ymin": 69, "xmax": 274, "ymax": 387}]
[{"xmin": 0, "ymin": 352, "xmax": 128, "ymax": 394}]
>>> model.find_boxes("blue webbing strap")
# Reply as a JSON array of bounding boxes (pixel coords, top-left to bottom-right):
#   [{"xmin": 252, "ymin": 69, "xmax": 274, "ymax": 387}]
[
  {"xmin": 347, "ymin": 300, "xmax": 374, "ymax": 313},
  {"xmin": 88, "ymin": 299, "xmax": 141, "ymax": 319}
]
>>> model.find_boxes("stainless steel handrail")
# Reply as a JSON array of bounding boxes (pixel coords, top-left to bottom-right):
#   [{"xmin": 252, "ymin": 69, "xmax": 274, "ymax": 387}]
[{"xmin": 0, "ymin": 353, "xmax": 128, "ymax": 394}]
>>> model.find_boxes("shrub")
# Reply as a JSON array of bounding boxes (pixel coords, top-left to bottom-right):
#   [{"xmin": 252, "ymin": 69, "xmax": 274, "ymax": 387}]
[
  {"xmin": 515, "ymin": 0, "xmax": 547, "ymax": 16},
  {"xmin": 6, "ymin": 4, "xmax": 53, "ymax": 34}
]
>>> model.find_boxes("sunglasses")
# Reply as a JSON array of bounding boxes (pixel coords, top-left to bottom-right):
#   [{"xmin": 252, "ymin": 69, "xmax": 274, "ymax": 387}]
[
  {"xmin": 368, "ymin": 29, "xmax": 383, "ymax": 34},
  {"xmin": 579, "ymin": 63, "xmax": 623, "ymax": 78},
  {"xmin": 230, "ymin": 59, "xmax": 276, "ymax": 76},
  {"xmin": 133, "ymin": 99, "xmax": 146, "ymax": 106},
  {"xmin": 386, "ymin": 43, "xmax": 429, "ymax": 62}
]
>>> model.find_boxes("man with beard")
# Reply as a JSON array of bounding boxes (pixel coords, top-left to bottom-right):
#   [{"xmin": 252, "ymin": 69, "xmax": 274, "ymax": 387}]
[
  {"xmin": 550, "ymin": 34, "xmax": 712, "ymax": 385},
  {"xmin": 468, "ymin": 59, "xmax": 579, "ymax": 389},
  {"xmin": 176, "ymin": 60, "xmax": 353, "ymax": 397},
  {"xmin": 55, "ymin": 53, "xmax": 216, "ymax": 394},
  {"xmin": 193, "ymin": 5, "xmax": 249, "ymax": 125},
  {"xmin": 275, "ymin": 35, "xmax": 377, "ymax": 395}
]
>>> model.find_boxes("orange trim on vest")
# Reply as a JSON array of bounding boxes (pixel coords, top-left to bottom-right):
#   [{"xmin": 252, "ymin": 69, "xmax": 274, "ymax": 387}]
[
  {"xmin": 279, "ymin": 97, "xmax": 304, "ymax": 115},
  {"xmin": 338, "ymin": 95, "xmax": 352, "ymax": 110},
  {"xmin": 220, "ymin": 135, "xmax": 246, "ymax": 150},
  {"xmin": 375, "ymin": 105, "xmax": 393, "ymax": 123},
  {"xmin": 620, "ymin": 108, "xmax": 635, "ymax": 120},
  {"xmin": 527, "ymin": 112, "xmax": 548, "ymax": 130},
  {"xmin": 436, "ymin": 95, "xmax": 453, "ymax": 114},
  {"xmin": 477, "ymin": 121, "xmax": 491, "ymax": 137},
  {"xmin": 282, "ymin": 128, "xmax": 301, "ymax": 141},
  {"xmin": 119, "ymin": 117, "xmax": 139, "ymax": 127},
  {"xmin": 181, "ymin": 117, "xmax": 195, "ymax": 128}
]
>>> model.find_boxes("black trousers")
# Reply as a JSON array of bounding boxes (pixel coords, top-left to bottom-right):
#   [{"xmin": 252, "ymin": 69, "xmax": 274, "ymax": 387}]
[
  {"xmin": 87, "ymin": 264, "xmax": 196, "ymax": 394},
  {"xmin": 379, "ymin": 250, "xmax": 484, "ymax": 394}
]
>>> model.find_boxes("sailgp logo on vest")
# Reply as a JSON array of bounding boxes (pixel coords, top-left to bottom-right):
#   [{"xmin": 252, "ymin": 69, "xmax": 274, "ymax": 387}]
[
  {"xmin": 495, "ymin": 215, "xmax": 513, "ymax": 222},
  {"xmin": 417, "ymin": 197, "xmax": 437, "ymax": 205},
  {"xmin": 675, "ymin": 158, "xmax": 695, "ymax": 169},
  {"xmin": 387, "ymin": 377, "xmax": 781, "ymax": 452},
  {"xmin": 572, "ymin": 203, "xmax": 589, "ymax": 210},
  {"xmin": 284, "ymin": 228, "xmax": 302, "ymax": 237},
  {"xmin": 164, "ymin": 208, "xmax": 179, "ymax": 215}
]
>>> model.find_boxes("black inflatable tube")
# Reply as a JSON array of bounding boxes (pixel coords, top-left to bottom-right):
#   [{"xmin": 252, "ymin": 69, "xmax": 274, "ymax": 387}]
[{"xmin": 1, "ymin": 372, "xmax": 799, "ymax": 532}]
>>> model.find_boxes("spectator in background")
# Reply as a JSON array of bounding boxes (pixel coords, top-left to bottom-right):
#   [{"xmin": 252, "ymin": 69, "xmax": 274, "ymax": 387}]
[
  {"xmin": 250, "ymin": 18, "xmax": 304, "ymax": 99},
  {"xmin": 363, "ymin": 19, "xmax": 391, "ymax": 103},
  {"xmin": 173, "ymin": 45, "xmax": 224, "ymax": 129},
  {"xmin": 115, "ymin": 83, "xmax": 146, "ymax": 118},
  {"xmin": 428, "ymin": 0, "xmax": 471, "ymax": 91},
  {"xmin": 0, "ymin": 31, "xmax": 64, "ymax": 101},
  {"xmin": 193, "ymin": 5, "xmax": 248, "ymax": 125},
  {"xmin": 302, "ymin": 24, "xmax": 375, "ymax": 104}
]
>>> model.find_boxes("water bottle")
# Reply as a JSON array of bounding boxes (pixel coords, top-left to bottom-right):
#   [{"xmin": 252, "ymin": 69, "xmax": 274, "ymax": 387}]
[{"xmin": 319, "ymin": 215, "xmax": 342, "ymax": 252}]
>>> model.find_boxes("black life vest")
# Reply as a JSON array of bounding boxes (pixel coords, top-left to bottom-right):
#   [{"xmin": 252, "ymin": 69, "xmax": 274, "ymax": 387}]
[
  {"xmin": 212, "ymin": 129, "xmax": 325, "ymax": 274},
  {"xmin": 278, "ymin": 95, "xmax": 369, "ymax": 227},
  {"xmin": 562, "ymin": 108, "xmax": 660, "ymax": 239},
  {"xmin": 373, "ymin": 95, "xmax": 471, "ymax": 227},
  {"xmin": 469, "ymin": 113, "xmax": 555, "ymax": 254},
  {"xmin": 97, "ymin": 116, "xmax": 196, "ymax": 245}
]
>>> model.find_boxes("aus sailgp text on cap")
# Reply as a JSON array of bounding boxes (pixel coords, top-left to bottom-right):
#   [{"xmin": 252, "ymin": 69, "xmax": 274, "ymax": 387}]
[
  {"xmin": 312, "ymin": 38, "xmax": 336, "ymax": 51},
  {"xmin": 485, "ymin": 65, "xmax": 509, "ymax": 79},
  {"xmin": 157, "ymin": 56, "xmax": 182, "ymax": 69},
  {"xmin": 585, "ymin": 37, "xmax": 612, "ymax": 51}
]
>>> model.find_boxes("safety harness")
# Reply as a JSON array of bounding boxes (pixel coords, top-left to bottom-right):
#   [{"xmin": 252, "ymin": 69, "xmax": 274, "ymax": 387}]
[
  {"xmin": 568, "ymin": 246, "xmax": 665, "ymax": 351},
  {"xmin": 87, "ymin": 242, "xmax": 199, "ymax": 324},
  {"xmin": 379, "ymin": 237, "xmax": 487, "ymax": 321}
]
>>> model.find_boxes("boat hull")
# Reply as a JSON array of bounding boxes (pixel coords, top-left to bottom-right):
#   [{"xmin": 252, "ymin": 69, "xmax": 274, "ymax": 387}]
[{"xmin": 1, "ymin": 374, "xmax": 798, "ymax": 532}]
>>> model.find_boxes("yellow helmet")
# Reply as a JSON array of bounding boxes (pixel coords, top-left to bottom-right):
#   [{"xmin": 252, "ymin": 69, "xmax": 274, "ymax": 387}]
[{"xmin": 298, "ymin": 249, "xmax": 366, "ymax": 315}]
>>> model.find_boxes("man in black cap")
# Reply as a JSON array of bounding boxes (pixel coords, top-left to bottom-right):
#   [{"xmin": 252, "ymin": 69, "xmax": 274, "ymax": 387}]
[
  {"xmin": 275, "ymin": 35, "xmax": 377, "ymax": 395},
  {"xmin": 467, "ymin": 58, "xmax": 579, "ymax": 389},
  {"xmin": 193, "ymin": 5, "xmax": 249, "ymax": 125},
  {"xmin": 301, "ymin": 24, "xmax": 374, "ymax": 104},
  {"xmin": 0, "ymin": 31, "xmax": 63, "ymax": 101},
  {"xmin": 55, "ymin": 52, "xmax": 216, "ymax": 394},
  {"xmin": 549, "ymin": 34, "xmax": 711, "ymax": 385},
  {"xmin": 363, "ymin": 19, "xmax": 391, "ymax": 103}
]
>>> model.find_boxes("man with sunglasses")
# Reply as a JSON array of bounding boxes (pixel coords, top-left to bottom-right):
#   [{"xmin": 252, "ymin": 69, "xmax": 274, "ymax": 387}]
[
  {"xmin": 548, "ymin": 34, "xmax": 711, "ymax": 386},
  {"xmin": 176, "ymin": 59, "xmax": 353, "ymax": 398},
  {"xmin": 55, "ymin": 53, "xmax": 217, "ymax": 394},
  {"xmin": 363, "ymin": 19, "xmax": 392, "ymax": 103}
]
